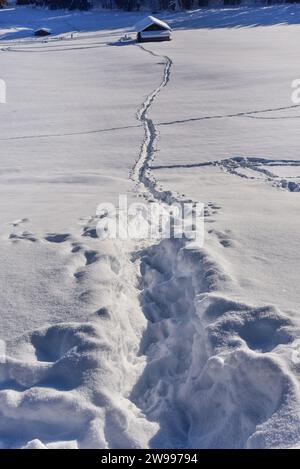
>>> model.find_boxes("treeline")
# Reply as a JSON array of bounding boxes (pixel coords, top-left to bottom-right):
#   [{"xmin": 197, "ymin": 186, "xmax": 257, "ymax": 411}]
[
  {"xmin": 15, "ymin": 0, "xmax": 300, "ymax": 11},
  {"xmin": 16, "ymin": 0, "xmax": 92, "ymax": 8},
  {"xmin": 102, "ymin": 0, "xmax": 231, "ymax": 10},
  {"xmin": 109, "ymin": 0, "xmax": 300, "ymax": 9},
  {"xmin": 15, "ymin": 0, "xmax": 183, "ymax": 8},
  {"xmin": 107, "ymin": 0, "xmax": 195, "ymax": 10}
]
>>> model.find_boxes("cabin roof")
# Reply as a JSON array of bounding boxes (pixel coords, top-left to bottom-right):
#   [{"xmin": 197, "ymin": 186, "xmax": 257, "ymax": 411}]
[{"xmin": 135, "ymin": 16, "xmax": 171, "ymax": 33}]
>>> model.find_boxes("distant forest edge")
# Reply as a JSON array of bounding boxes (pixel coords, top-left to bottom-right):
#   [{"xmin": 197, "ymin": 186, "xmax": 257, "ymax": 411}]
[{"xmin": 1, "ymin": 0, "xmax": 300, "ymax": 12}]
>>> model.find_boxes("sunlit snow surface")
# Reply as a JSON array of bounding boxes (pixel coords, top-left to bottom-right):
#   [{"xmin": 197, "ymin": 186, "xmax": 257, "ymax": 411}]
[{"xmin": 0, "ymin": 5, "xmax": 300, "ymax": 449}]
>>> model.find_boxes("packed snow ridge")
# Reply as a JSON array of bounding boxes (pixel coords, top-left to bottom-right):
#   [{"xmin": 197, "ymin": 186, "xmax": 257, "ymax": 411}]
[{"xmin": 1, "ymin": 6, "xmax": 300, "ymax": 449}]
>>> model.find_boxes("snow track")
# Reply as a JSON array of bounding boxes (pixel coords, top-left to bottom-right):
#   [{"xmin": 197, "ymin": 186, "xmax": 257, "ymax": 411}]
[
  {"xmin": 132, "ymin": 240, "xmax": 300, "ymax": 448},
  {"xmin": 130, "ymin": 45, "xmax": 174, "ymax": 203},
  {"xmin": 153, "ymin": 157, "xmax": 300, "ymax": 193},
  {"xmin": 128, "ymin": 44, "xmax": 300, "ymax": 449}
]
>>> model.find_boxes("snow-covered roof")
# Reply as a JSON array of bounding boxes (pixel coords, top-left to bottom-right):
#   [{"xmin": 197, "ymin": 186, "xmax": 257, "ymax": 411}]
[{"xmin": 135, "ymin": 16, "xmax": 171, "ymax": 33}]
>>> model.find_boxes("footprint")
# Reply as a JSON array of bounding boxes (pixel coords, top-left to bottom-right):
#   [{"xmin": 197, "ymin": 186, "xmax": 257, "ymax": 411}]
[
  {"xmin": 74, "ymin": 270, "xmax": 87, "ymax": 280},
  {"xmin": 94, "ymin": 307, "xmax": 110, "ymax": 318},
  {"xmin": 82, "ymin": 227, "xmax": 98, "ymax": 239},
  {"xmin": 9, "ymin": 231, "xmax": 37, "ymax": 243},
  {"xmin": 209, "ymin": 203, "xmax": 221, "ymax": 210},
  {"xmin": 208, "ymin": 228, "xmax": 235, "ymax": 248},
  {"xmin": 84, "ymin": 250, "xmax": 98, "ymax": 266},
  {"xmin": 71, "ymin": 244, "xmax": 82, "ymax": 254},
  {"xmin": 45, "ymin": 233, "xmax": 71, "ymax": 243},
  {"xmin": 9, "ymin": 218, "xmax": 29, "ymax": 227}
]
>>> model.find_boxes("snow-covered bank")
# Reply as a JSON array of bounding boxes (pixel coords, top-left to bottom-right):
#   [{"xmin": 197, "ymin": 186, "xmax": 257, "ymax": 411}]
[
  {"xmin": 2, "ymin": 5, "xmax": 300, "ymax": 42},
  {"xmin": 0, "ymin": 5, "xmax": 300, "ymax": 448},
  {"xmin": 0, "ymin": 6, "xmax": 146, "ymax": 41}
]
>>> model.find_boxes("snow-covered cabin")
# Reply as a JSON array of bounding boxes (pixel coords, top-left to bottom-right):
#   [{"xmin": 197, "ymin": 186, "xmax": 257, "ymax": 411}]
[{"xmin": 135, "ymin": 16, "xmax": 171, "ymax": 43}]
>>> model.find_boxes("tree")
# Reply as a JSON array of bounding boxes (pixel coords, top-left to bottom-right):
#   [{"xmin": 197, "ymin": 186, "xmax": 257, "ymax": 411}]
[{"xmin": 168, "ymin": 0, "xmax": 182, "ymax": 10}]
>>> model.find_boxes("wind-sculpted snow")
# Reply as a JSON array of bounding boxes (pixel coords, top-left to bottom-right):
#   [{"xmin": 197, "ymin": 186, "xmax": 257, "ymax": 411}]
[
  {"xmin": 1, "ymin": 229, "xmax": 300, "ymax": 448},
  {"xmin": 132, "ymin": 240, "xmax": 300, "ymax": 448},
  {"xmin": 0, "ymin": 230, "xmax": 157, "ymax": 448}
]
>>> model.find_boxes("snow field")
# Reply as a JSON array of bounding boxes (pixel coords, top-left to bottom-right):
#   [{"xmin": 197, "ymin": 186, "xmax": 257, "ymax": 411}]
[{"xmin": 0, "ymin": 5, "xmax": 300, "ymax": 449}]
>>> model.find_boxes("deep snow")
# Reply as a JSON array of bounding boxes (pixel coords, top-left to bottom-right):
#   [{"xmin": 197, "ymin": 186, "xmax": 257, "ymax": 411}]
[{"xmin": 0, "ymin": 5, "xmax": 300, "ymax": 449}]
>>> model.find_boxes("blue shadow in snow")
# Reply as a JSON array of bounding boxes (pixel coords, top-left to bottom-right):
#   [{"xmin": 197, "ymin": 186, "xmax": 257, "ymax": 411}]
[{"xmin": 166, "ymin": 5, "xmax": 300, "ymax": 30}]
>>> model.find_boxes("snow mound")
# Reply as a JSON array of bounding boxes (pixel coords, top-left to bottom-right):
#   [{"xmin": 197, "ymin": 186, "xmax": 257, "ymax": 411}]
[
  {"xmin": 132, "ymin": 238, "xmax": 300, "ymax": 448},
  {"xmin": 1, "ymin": 235, "xmax": 299, "ymax": 448},
  {"xmin": 0, "ymin": 236, "xmax": 157, "ymax": 449}
]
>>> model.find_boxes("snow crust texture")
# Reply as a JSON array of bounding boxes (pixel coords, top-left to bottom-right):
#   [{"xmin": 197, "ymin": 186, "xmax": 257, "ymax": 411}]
[{"xmin": 0, "ymin": 6, "xmax": 300, "ymax": 449}]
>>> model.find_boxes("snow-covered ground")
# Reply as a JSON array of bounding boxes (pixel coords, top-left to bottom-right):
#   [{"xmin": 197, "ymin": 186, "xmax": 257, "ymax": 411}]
[{"xmin": 1, "ymin": 5, "xmax": 300, "ymax": 449}]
